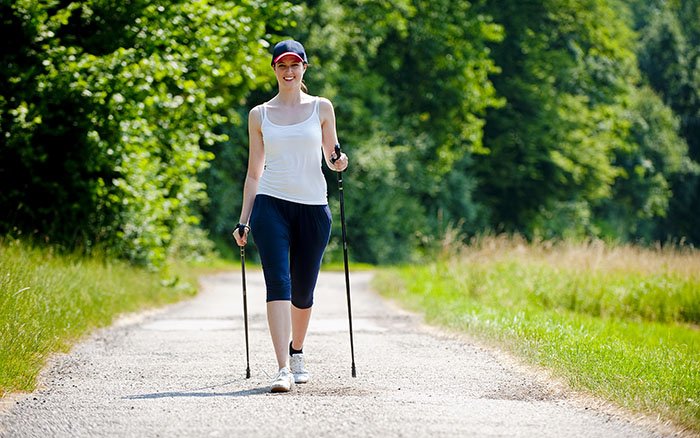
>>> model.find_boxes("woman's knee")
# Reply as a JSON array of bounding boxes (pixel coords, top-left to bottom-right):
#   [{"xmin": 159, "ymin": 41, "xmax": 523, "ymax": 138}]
[
  {"xmin": 291, "ymin": 292, "xmax": 313, "ymax": 309},
  {"xmin": 266, "ymin": 280, "xmax": 292, "ymax": 302}
]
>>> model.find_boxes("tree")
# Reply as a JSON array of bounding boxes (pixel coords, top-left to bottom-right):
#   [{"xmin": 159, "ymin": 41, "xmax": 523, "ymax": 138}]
[
  {"xmin": 304, "ymin": 0, "xmax": 502, "ymax": 261},
  {"xmin": 596, "ymin": 86, "xmax": 693, "ymax": 240},
  {"xmin": 474, "ymin": 0, "xmax": 686, "ymax": 241},
  {"xmin": 202, "ymin": 0, "xmax": 502, "ymax": 263},
  {"xmin": 1, "ymin": 0, "xmax": 295, "ymax": 266},
  {"xmin": 622, "ymin": 0, "xmax": 700, "ymax": 244}
]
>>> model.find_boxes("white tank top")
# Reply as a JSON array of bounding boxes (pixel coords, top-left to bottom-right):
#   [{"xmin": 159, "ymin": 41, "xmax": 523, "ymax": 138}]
[{"xmin": 257, "ymin": 98, "xmax": 327, "ymax": 205}]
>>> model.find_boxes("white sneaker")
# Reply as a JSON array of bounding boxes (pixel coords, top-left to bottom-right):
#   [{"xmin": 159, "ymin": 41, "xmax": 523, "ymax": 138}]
[
  {"xmin": 270, "ymin": 367, "xmax": 294, "ymax": 393},
  {"xmin": 290, "ymin": 353, "xmax": 310, "ymax": 384}
]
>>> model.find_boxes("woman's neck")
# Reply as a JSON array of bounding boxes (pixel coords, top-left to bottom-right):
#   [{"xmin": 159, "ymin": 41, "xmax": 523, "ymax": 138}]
[{"xmin": 274, "ymin": 89, "xmax": 305, "ymax": 106}]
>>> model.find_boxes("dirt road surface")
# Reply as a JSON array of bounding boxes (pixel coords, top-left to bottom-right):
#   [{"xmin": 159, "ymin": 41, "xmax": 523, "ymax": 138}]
[{"xmin": 0, "ymin": 271, "xmax": 674, "ymax": 437}]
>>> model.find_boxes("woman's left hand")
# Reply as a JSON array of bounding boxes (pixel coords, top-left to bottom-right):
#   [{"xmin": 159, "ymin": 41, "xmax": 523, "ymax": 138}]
[{"xmin": 332, "ymin": 152, "xmax": 349, "ymax": 172}]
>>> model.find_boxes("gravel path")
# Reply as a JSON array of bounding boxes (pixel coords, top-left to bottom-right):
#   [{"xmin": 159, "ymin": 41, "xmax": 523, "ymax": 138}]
[{"xmin": 0, "ymin": 270, "xmax": 674, "ymax": 437}]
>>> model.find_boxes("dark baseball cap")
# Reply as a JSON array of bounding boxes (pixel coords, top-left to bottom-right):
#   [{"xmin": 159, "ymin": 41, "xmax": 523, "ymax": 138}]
[{"xmin": 271, "ymin": 39, "xmax": 308, "ymax": 66}]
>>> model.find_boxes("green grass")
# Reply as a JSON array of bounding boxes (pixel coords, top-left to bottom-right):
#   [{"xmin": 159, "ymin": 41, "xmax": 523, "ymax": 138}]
[
  {"xmin": 321, "ymin": 261, "xmax": 375, "ymax": 272},
  {"xmin": 374, "ymin": 238, "xmax": 700, "ymax": 434},
  {"xmin": 0, "ymin": 238, "xmax": 199, "ymax": 397}
]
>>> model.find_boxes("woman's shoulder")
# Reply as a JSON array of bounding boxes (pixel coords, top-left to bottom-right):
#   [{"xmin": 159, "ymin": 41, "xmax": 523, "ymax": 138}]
[
  {"xmin": 299, "ymin": 93, "xmax": 331, "ymax": 107},
  {"xmin": 313, "ymin": 95, "xmax": 333, "ymax": 106},
  {"xmin": 248, "ymin": 104, "xmax": 265, "ymax": 126},
  {"xmin": 313, "ymin": 96, "xmax": 335, "ymax": 115},
  {"xmin": 250, "ymin": 102, "xmax": 267, "ymax": 114}
]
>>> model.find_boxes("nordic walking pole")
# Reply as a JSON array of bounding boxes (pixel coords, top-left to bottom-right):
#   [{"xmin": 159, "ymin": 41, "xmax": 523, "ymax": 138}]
[
  {"xmin": 331, "ymin": 144, "xmax": 357, "ymax": 378},
  {"xmin": 237, "ymin": 224, "xmax": 251, "ymax": 379}
]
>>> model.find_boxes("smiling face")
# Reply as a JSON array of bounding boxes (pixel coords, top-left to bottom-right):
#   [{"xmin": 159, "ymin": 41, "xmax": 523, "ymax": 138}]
[{"xmin": 273, "ymin": 55, "xmax": 307, "ymax": 90}]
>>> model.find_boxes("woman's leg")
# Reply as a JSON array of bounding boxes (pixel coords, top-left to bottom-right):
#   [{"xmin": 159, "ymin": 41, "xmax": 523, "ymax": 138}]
[
  {"xmin": 250, "ymin": 195, "xmax": 293, "ymax": 370},
  {"xmin": 291, "ymin": 305, "xmax": 312, "ymax": 351},
  {"xmin": 267, "ymin": 300, "xmax": 291, "ymax": 369},
  {"xmin": 289, "ymin": 204, "xmax": 332, "ymax": 350}
]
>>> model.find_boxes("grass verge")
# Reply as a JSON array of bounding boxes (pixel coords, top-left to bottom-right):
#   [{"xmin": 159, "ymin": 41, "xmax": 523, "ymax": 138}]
[
  {"xmin": 373, "ymin": 237, "xmax": 700, "ymax": 434},
  {"xmin": 0, "ymin": 238, "xmax": 199, "ymax": 397}
]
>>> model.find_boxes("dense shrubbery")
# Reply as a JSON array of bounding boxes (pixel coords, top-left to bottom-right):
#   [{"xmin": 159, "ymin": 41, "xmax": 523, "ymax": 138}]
[
  {"xmin": 1, "ymin": 0, "xmax": 296, "ymax": 266},
  {"xmin": 2, "ymin": 0, "xmax": 698, "ymax": 265},
  {"xmin": 202, "ymin": 0, "xmax": 699, "ymax": 264}
]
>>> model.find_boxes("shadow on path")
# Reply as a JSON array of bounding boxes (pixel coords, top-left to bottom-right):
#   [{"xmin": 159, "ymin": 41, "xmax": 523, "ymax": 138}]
[
  {"xmin": 125, "ymin": 387, "xmax": 269, "ymax": 399},
  {"xmin": 124, "ymin": 379, "xmax": 270, "ymax": 399}
]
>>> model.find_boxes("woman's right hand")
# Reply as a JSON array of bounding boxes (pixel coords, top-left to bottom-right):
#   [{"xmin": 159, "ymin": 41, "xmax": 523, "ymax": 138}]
[{"xmin": 232, "ymin": 224, "xmax": 250, "ymax": 247}]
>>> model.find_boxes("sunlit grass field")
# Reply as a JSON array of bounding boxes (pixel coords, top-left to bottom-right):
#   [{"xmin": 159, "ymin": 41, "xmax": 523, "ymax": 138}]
[
  {"xmin": 374, "ymin": 236, "xmax": 700, "ymax": 434},
  {"xmin": 0, "ymin": 239, "xmax": 199, "ymax": 397}
]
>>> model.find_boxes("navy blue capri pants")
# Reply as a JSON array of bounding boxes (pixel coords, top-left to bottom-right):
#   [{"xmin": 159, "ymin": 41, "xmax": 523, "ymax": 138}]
[{"xmin": 249, "ymin": 194, "xmax": 332, "ymax": 309}]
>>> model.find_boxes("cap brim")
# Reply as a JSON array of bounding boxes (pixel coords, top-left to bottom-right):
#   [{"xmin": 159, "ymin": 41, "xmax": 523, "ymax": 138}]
[{"xmin": 272, "ymin": 52, "xmax": 305, "ymax": 64}]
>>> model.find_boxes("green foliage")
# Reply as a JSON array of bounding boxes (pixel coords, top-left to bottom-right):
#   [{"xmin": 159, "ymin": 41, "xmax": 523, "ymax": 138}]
[
  {"xmin": 334, "ymin": 136, "xmax": 427, "ymax": 264},
  {"xmin": 2, "ymin": 0, "xmax": 699, "ymax": 266},
  {"xmin": 288, "ymin": 0, "xmax": 501, "ymax": 262},
  {"xmin": 597, "ymin": 86, "xmax": 695, "ymax": 239},
  {"xmin": 1, "ymin": 0, "xmax": 295, "ymax": 267},
  {"xmin": 629, "ymin": 0, "xmax": 700, "ymax": 244},
  {"xmin": 199, "ymin": 110, "xmax": 251, "ymax": 258},
  {"xmin": 203, "ymin": 0, "xmax": 503, "ymax": 264},
  {"xmin": 476, "ymin": 0, "xmax": 638, "ymax": 237}
]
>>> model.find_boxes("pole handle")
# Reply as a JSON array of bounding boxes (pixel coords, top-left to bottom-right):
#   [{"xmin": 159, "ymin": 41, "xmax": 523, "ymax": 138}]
[
  {"xmin": 237, "ymin": 223, "xmax": 249, "ymax": 239},
  {"xmin": 331, "ymin": 143, "xmax": 342, "ymax": 166}
]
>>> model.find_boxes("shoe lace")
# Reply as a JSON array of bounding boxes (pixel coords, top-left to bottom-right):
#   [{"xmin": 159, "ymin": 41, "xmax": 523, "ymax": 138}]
[
  {"xmin": 274, "ymin": 367, "xmax": 290, "ymax": 380},
  {"xmin": 290, "ymin": 355, "xmax": 306, "ymax": 373}
]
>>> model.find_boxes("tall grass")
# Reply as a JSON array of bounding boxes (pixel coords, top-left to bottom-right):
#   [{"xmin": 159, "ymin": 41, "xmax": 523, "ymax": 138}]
[
  {"xmin": 0, "ymin": 238, "xmax": 198, "ymax": 396},
  {"xmin": 375, "ymin": 236, "xmax": 700, "ymax": 434}
]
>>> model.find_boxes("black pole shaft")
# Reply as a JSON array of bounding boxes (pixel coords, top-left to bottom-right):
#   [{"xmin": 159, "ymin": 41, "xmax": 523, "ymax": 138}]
[
  {"xmin": 241, "ymin": 246, "xmax": 251, "ymax": 379},
  {"xmin": 333, "ymin": 144, "xmax": 356, "ymax": 378}
]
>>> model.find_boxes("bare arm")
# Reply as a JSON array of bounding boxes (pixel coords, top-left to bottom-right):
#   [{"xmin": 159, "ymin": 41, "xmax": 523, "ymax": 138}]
[
  {"xmin": 319, "ymin": 98, "xmax": 348, "ymax": 171},
  {"xmin": 233, "ymin": 106, "xmax": 265, "ymax": 246}
]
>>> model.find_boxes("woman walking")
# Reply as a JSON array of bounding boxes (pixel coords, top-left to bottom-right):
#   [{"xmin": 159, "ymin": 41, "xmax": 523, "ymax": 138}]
[{"xmin": 233, "ymin": 39, "xmax": 348, "ymax": 393}]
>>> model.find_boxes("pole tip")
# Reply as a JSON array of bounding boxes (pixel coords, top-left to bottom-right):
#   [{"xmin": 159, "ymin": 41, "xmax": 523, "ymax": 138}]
[
  {"xmin": 351, "ymin": 365, "xmax": 357, "ymax": 378},
  {"xmin": 246, "ymin": 368, "xmax": 251, "ymax": 379}
]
